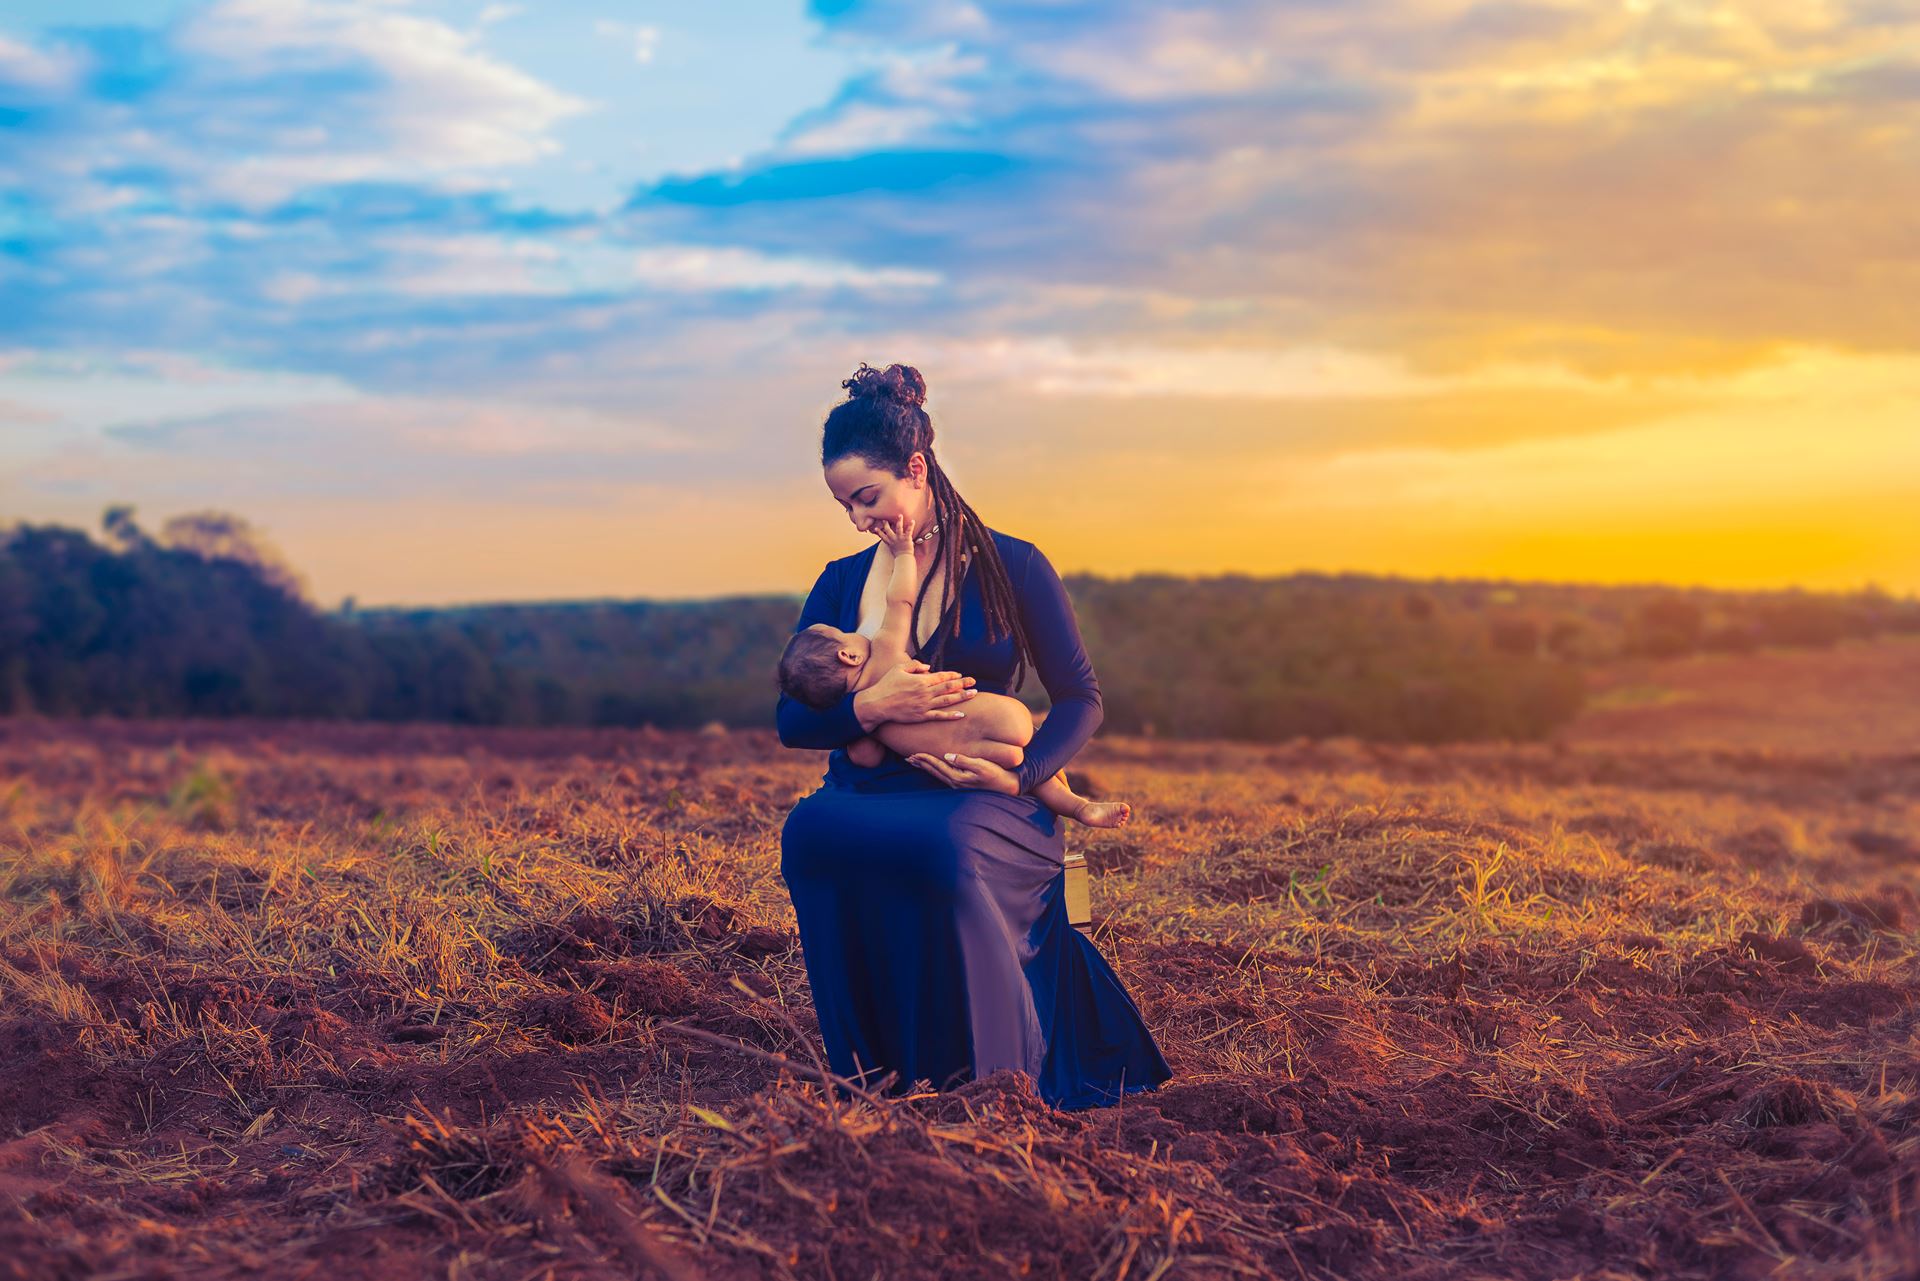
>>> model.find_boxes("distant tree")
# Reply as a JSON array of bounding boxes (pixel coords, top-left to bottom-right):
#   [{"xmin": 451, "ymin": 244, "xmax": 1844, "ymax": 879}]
[
  {"xmin": 1545, "ymin": 616, "xmax": 1590, "ymax": 661},
  {"xmin": 1752, "ymin": 596, "xmax": 1847, "ymax": 648},
  {"xmin": 1700, "ymin": 620, "xmax": 1761, "ymax": 654},
  {"xmin": 1488, "ymin": 616, "xmax": 1540, "ymax": 658},
  {"xmin": 101, "ymin": 505, "xmax": 151, "ymax": 551},
  {"xmin": 0, "ymin": 551, "xmax": 31, "ymax": 713},
  {"xmin": 1631, "ymin": 594, "xmax": 1703, "ymax": 658},
  {"xmin": 157, "ymin": 511, "xmax": 309, "ymax": 603}
]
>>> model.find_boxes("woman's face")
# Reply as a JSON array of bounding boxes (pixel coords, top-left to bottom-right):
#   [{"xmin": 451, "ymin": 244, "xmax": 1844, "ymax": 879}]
[{"xmin": 824, "ymin": 452, "xmax": 931, "ymax": 536}]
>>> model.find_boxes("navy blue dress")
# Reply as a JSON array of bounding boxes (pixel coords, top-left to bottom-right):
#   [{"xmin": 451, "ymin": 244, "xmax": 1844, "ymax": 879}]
[{"xmin": 777, "ymin": 528, "xmax": 1173, "ymax": 1110}]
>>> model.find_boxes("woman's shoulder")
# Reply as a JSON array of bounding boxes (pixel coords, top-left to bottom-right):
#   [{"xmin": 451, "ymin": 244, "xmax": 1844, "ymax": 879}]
[
  {"xmin": 984, "ymin": 527, "xmax": 1039, "ymax": 560},
  {"xmin": 984, "ymin": 528, "xmax": 1046, "ymax": 578}
]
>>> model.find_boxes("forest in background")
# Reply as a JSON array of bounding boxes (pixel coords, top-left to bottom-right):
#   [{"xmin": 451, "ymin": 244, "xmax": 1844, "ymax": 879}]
[{"xmin": 3, "ymin": 507, "xmax": 1915, "ymax": 743}]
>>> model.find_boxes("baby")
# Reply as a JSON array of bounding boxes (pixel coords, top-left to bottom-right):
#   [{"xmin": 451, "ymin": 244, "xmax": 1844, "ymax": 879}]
[{"xmin": 779, "ymin": 515, "xmax": 1131, "ymax": 829}]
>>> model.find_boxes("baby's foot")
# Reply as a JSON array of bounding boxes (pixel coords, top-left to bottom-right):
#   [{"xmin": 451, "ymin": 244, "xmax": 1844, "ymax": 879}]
[
  {"xmin": 1073, "ymin": 799, "xmax": 1132, "ymax": 828},
  {"xmin": 847, "ymin": 737, "xmax": 886, "ymax": 767}
]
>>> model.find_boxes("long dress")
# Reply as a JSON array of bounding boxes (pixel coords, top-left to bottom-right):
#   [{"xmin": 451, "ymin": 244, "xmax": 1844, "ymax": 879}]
[{"xmin": 777, "ymin": 527, "xmax": 1173, "ymax": 1110}]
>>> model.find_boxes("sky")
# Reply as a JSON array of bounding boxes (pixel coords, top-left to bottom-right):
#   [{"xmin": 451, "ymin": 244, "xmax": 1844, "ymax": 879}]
[{"xmin": 1, "ymin": 0, "xmax": 1915, "ymax": 606}]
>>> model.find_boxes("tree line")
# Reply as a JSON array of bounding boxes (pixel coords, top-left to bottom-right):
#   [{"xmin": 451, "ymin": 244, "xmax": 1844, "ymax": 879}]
[{"xmin": 3, "ymin": 509, "xmax": 1914, "ymax": 743}]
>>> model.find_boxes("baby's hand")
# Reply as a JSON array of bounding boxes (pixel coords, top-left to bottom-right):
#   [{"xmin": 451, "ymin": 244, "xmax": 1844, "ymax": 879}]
[{"xmin": 874, "ymin": 514, "xmax": 916, "ymax": 555}]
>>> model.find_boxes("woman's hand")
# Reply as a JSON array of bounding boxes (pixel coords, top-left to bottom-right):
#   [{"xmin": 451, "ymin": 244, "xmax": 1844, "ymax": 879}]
[
  {"xmin": 854, "ymin": 660, "xmax": 976, "ymax": 731},
  {"xmin": 906, "ymin": 752, "xmax": 1021, "ymax": 796}
]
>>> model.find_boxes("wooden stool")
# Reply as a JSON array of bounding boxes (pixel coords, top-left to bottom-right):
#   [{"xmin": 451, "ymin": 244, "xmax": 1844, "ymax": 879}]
[{"xmin": 1063, "ymin": 849, "xmax": 1091, "ymax": 934}]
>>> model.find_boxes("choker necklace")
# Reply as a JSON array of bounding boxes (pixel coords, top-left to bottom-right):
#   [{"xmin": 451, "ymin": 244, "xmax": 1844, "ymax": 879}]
[{"xmin": 912, "ymin": 520, "xmax": 941, "ymax": 545}]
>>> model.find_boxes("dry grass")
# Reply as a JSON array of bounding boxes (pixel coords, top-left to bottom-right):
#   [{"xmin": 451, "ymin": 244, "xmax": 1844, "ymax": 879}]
[{"xmin": 0, "ymin": 642, "xmax": 1916, "ymax": 1279}]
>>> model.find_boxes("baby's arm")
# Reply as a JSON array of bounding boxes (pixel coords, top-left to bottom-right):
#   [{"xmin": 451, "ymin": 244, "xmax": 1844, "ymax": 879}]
[
  {"xmin": 843, "ymin": 516, "xmax": 925, "ymax": 765},
  {"xmin": 862, "ymin": 516, "xmax": 924, "ymax": 682}
]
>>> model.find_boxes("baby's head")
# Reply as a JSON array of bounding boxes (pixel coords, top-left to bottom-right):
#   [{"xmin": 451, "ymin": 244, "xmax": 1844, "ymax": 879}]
[{"xmin": 777, "ymin": 623, "xmax": 873, "ymax": 710}]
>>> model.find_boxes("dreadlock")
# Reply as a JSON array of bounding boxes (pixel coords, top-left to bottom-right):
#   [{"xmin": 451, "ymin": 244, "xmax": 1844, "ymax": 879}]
[{"xmin": 822, "ymin": 361, "xmax": 1036, "ymax": 693}]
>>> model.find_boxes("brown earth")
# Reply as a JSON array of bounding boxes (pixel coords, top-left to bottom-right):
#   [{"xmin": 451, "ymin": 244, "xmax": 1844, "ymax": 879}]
[{"xmin": 0, "ymin": 637, "xmax": 1916, "ymax": 1278}]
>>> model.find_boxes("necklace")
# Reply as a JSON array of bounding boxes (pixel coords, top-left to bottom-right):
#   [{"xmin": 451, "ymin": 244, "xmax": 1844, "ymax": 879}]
[{"xmin": 915, "ymin": 519, "xmax": 966, "ymax": 562}]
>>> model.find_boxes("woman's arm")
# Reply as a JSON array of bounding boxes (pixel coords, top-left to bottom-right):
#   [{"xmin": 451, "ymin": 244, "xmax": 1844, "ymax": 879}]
[
  {"xmin": 1009, "ymin": 542, "xmax": 1103, "ymax": 795},
  {"xmin": 775, "ymin": 561, "xmax": 867, "ymax": 750}
]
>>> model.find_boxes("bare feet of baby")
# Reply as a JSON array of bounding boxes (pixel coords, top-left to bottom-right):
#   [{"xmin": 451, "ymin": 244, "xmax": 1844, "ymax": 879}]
[
  {"xmin": 1073, "ymin": 799, "xmax": 1132, "ymax": 828},
  {"xmin": 847, "ymin": 736, "xmax": 886, "ymax": 767}
]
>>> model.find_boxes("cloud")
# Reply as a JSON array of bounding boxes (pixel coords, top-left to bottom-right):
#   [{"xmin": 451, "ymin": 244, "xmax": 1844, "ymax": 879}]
[
  {"xmin": 0, "ymin": 31, "xmax": 86, "ymax": 92},
  {"xmin": 593, "ymin": 20, "xmax": 659, "ymax": 66},
  {"xmin": 233, "ymin": 229, "xmax": 940, "ymax": 301},
  {"xmin": 104, "ymin": 393, "xmax": 695, "ymax": 459},
  {"xmin": 774, "ymin": 44, "xmax": 985, "ymax": 156},
  {"xmin": 4, "ymin": 0, "xmax": 588, "ymax": 215},
  {"xmin": 1267, "ymin": 347, "xmax": 1920, "ymax": 518},
  {"xmin": 1, "ymin": 390, "xmax": 709, "ymax": 516},
  {"xmin": 0, "ymin": 347, "xmax": 362, "ymax": 428},
  {"xmin": 628, "ymin": 245, "xmax": 939, "ymax": 292},
  {"xmin": 1821, "ymin": 53, "xmax": 1920, "ymax": 103},
  {"xmin": 0, "ymin": 397, "xmax": 62, "ymax": 425},
  {"xmin": 710, "ymin": 0, "xmax": 1920, "ymax": 371},
  {"xmin": 915, "ymin": 335, "xmax": 1604, "ymax": 400},
  {"xmin": 177, "ymin": 0, "xmax": 589, "ymax": 206}
]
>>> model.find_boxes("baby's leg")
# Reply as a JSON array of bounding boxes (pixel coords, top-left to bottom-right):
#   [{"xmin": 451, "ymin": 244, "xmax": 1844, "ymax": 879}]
[
  {"xmin": 1031, "ymin": 768, "xmax": 1132, "ymax": 828},
  {"xmin": 871, "ymin": 690, "xmax": 1032, "ymax": 770},
  {"xmin": 846, "ymin": 734, "xmax": 886, "ymax": 767}
]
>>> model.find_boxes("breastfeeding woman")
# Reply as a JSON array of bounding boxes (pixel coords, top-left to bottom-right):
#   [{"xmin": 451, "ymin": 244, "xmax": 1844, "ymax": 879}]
[{"xmin": 776, "ymin": 361, "xmax": 1172, "ymax": 1110}]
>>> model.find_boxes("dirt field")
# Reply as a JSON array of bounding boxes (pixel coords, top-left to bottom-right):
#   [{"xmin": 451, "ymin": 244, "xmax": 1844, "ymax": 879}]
[
  {"xmin": 2, "ymin": 637, "xmax": 1916, "ymax": 1279},
  {"xmin": 1561, "ymin": 633, "xmax": 1920, "ymax": 754}
]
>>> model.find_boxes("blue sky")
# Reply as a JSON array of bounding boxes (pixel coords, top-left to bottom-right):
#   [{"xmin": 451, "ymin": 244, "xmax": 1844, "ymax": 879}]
[
  {"xmin": 1, "ymin": 1, "xmax": 861, "ymax": 206},
  {"xmin": 3, "ymin": 0, "xmax": 1916, "ymax": 603}
]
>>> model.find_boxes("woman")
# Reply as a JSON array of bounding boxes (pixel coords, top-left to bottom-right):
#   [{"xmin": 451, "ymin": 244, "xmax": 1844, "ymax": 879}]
[{"xmin": 777, "ymin": 361, "xmax": 1173, "ymax": 1111}]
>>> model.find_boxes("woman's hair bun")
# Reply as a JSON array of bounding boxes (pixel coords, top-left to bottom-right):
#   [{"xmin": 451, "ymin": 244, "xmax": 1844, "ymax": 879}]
[{"xmin": 842, "ymin": 361, "xmax": 926, "ymax": 409}]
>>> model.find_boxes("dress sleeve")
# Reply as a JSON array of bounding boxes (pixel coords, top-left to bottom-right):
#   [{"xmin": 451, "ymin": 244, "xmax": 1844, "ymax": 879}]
[
  {"xmin": 775, "ymin": 560, "xmax": 866, "ymax": 750},
  {"xmin": 1010, "ymin": 542, "xmax": 1104, "ymax": 794}
]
